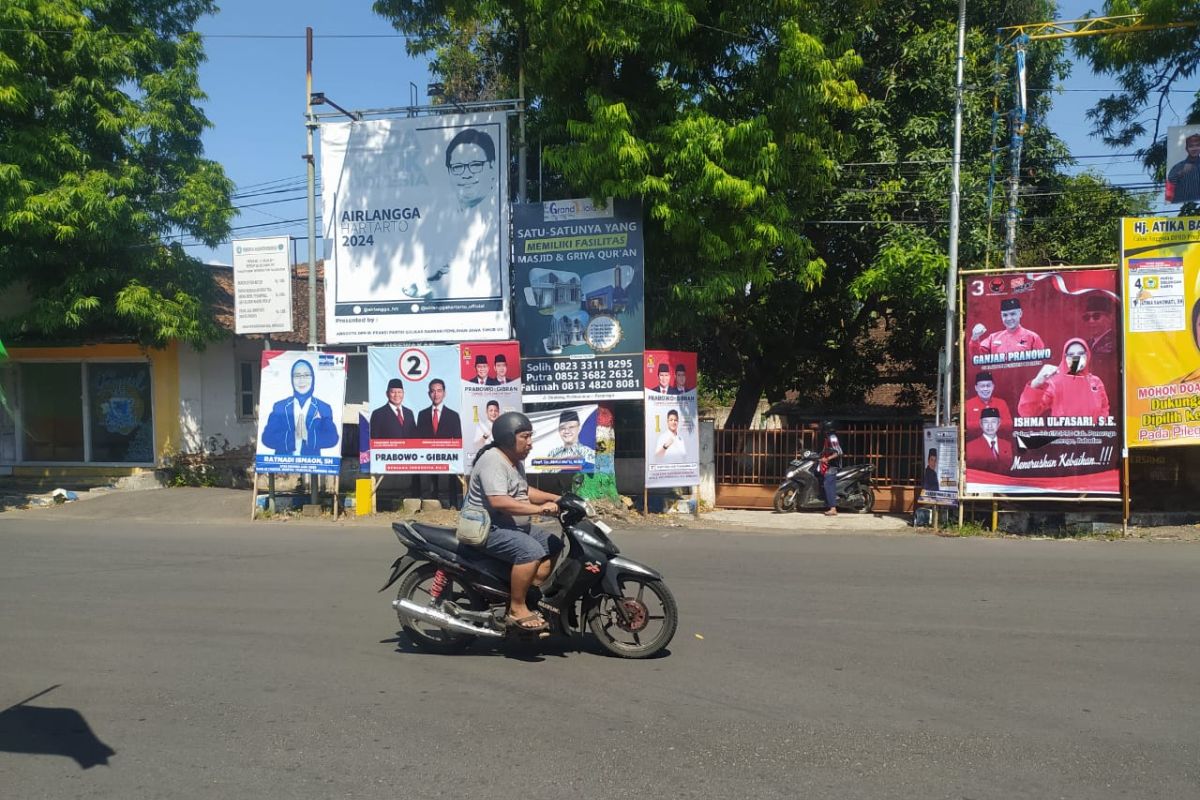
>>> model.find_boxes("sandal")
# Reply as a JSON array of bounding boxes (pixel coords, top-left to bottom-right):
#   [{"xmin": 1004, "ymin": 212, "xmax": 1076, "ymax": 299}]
[
  {"xmin": 823, "ymin": 509, "xmax": 838, "ymax": 516},
  {"xmin": 504, "ymin": 612, "xmax": 548, "ymax": 632}
]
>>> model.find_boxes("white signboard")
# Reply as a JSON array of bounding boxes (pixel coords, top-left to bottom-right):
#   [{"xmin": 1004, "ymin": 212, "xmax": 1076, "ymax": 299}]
[
  {"xmin": 319, "ymin": 114, "xmax": 510, "ymax": 343},
  {"xmin": 232, "ymin": 236, "xmax": 293, "ymax": 334}
]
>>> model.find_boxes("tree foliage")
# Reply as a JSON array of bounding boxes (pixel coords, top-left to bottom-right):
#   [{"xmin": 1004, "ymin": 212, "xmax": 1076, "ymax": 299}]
[
  {"xmin": 1074, "ymin": 0, "xmax": 1200, "ymax": 173},
  {"xmin": 377, "ymin": 0, "xmax": 1148, "ymax": 425},
  {"xmin": 0, "ymin": 0, "xmax": 233, "ymax": 347}
]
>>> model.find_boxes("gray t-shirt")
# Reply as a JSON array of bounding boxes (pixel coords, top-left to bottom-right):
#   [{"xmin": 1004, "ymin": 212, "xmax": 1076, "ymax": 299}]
[{"xmin": 465, "ymin": 447, "xmax": 530, "ymax": 530}]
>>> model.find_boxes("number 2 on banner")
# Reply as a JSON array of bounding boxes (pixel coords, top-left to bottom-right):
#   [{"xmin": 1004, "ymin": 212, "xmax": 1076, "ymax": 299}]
[{"xmin": 398, "ymin": 348, "xmax": 430, "ymax": 382}]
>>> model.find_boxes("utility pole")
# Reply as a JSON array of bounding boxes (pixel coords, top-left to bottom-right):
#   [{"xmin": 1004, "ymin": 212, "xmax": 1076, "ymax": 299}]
[
  {"xmin": 305, "ymin": 26, "xmax": 319, "ymax": 507},
  {"xmin": 942, "ymin": 0, "xmax": 967, "ymax": 424}
]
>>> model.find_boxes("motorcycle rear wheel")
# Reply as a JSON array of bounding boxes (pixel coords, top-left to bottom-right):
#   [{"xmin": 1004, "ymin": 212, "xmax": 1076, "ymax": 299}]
[
  {"xmin": 772, "ymin": 484, "xmax": 799, "ymax": 513},
  {"xmin": 855, "ymin": 487, "xmax": 876, "ymax": 514},
  {"xmin": 587, "ymin": 577, "xmax": 678, "ymax": 659},
  {"xmin": 396, "ymin": 563, "xmax": 487, "ymax": 654}
]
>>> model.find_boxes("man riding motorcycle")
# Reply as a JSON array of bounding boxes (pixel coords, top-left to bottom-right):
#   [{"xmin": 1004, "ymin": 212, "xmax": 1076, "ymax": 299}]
[{"xmin": 461, "ymin": 411, "xmax": 562, "ymax": 633}]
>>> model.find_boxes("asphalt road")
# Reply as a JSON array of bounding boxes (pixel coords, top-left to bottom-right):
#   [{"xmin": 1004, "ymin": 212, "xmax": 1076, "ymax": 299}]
[{"xmin": 1, "ymin": 490, "xmax": 1197, "ymax": 799}]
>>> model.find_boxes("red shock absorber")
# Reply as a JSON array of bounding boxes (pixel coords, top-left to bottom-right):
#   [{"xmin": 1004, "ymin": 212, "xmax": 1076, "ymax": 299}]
[{"xmin": 429, "ymin": 569, "xmax": 450, "ymax": 603}]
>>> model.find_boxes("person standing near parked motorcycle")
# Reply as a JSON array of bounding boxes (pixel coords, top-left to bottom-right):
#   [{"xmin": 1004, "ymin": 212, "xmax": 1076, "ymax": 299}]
[
  {"xmin": 462, "ymin": 412, "xmax": 562, "ymax": 632},
  {"xmin": 818, "ymin": 420, "xmax": 843, "ymax": 516}
]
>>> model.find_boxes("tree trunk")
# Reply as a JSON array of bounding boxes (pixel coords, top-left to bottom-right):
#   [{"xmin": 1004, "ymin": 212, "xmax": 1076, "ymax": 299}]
[{"xmin": 724, "ymin": 366, "xmax": 765, "ymax": 429}]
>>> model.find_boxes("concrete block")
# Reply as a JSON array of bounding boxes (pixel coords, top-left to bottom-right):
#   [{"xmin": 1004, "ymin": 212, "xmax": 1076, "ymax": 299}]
[
  {"xmin": 420, "ymin": 499, "xmax": 444, "ymax": 513},
  {"xmin": 400, "ymin": 498, "xmax": 423, "ymax": 514},
  {"xmin": 301, "ymin": 504, "xmax": 323, "ymax": 517}
]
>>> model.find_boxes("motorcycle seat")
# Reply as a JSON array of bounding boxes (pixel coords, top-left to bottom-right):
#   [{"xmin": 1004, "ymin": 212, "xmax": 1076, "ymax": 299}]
[{"xmin": 395, "ymin": 521, "xmax": 513, "ymax": 584}]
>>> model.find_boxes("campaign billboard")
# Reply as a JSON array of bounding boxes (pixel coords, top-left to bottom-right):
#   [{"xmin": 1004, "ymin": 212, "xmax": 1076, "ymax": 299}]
[
  {"xmin": 1122, "ymin": 216, "xmax": 1200, "ymax": 448},
  {"xmin": 526, "ymin": 404, "xmax": 599, "ymax": 473},
  {"xmin": 319, "ymin": 114, "xmax": 509, "ymax": 343},
  {"xmin": 366, "ymin": 345, "xmax": 463, "ymax": 474},
  {"xmin": 962, "ymin": 269, "xmax": 1120, "ymax": 494},
  {"xmin": 255, "ymin": 351, "xmax": 346, "ymax": 475},
  {"xmin": 919, "ymin": 425, "xmax": 959, "ymax": 506},
  {"xmin": 458, "ymin": 340, "xmax": 522, "ymax": 468},
  {"xmin": 232, "ymin": 236, "xmax": 293, "ymax": 334},
  {"xmin": 513, "ymin": 198, "xmax": 644, "ymax": 401},
  {"xmin": 643, "ymin": 351, "xmax": 699, "ymax": 488},
  {"xmin": 1165, "ymin": 126, "xmax": 1200, "ymax": 205}
]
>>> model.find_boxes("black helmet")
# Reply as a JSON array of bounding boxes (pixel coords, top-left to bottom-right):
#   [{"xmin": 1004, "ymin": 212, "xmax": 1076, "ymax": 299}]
[{"xmin": 491, "ymin": 411, "xmax": 533, "ymax": 448}]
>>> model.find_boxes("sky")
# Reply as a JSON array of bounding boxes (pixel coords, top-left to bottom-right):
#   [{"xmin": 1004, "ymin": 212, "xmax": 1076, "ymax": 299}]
[{"xmin": 189, "ymin": 1, "xmax": 1190, "ymax": 265}]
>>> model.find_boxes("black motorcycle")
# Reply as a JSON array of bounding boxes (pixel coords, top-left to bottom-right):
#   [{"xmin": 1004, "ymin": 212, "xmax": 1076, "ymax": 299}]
[
  {"xmin": 380, "ymin": 493, "xmax": 678, "ymax": 659},
  {"xmin": 772, "ymin": 450, "xmax": 876, "ymax": 514}
]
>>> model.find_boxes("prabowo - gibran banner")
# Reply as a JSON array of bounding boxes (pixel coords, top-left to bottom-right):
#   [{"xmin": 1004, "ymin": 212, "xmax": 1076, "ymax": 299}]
[
  {"xmin": 319, "ymin": 114, "xmax": 510, "ymax": 343},
  {"xmin": 255, "ymin": 351, "xmax": 347, "ymax": 475},
  {"xmin": 458, "ymin": 340, "xmax": 522, "ymax": 468},
  {"xmin": 513, "ymin": 198, "xmax": 644, "ymax": 401},
  {"xmin": 1122, "ymin": 216, "xmax": 1200, "ymax": 448},
  {"xmin": 643, "ymin": 351, "xmax": 700, "ymax": 488},
  {"xmin": 367, "ymin": 345, "xmax": 464, "ymax": 474},
  {"xmin": 962, "ymin": 269, "xmax": 1120, "ymax": 494}
]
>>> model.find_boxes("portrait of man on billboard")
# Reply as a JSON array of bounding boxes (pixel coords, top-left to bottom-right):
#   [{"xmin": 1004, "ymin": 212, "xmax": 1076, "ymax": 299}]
[{"xmin": 1166, "ymin": 126, "xmax": 1200, "ymax": 204}]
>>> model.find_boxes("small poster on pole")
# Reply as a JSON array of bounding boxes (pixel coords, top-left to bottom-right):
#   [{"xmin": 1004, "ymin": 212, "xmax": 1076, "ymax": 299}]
[{"xmin": 643, "ymin": 351, "xmax": 700, "ymax": 488}]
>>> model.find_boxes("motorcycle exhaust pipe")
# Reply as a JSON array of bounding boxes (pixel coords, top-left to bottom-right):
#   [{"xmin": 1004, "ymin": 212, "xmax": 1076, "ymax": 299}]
[{"xmin": 393, "ymin": 598, "xmax": 503, "ymax": 638}]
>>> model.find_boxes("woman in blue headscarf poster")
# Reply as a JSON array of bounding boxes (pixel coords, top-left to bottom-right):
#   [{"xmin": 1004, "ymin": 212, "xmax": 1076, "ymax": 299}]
[{"xmin": 256, "ymin": 351, "xmax": 347, "ymax": 475}]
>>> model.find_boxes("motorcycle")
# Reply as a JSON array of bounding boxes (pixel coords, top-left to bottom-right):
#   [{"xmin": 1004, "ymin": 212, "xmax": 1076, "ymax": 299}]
[
  {"xmin": 379, "ymin": 493, "xmax": 678, "ymax": 659},
  {"xmin": 772, "ymin": 450, "xmax": 876, "ymax": 514}
]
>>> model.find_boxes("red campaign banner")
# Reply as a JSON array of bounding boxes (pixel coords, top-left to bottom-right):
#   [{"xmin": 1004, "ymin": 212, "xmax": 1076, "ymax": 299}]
[
  {"xmin": 644, "ymin": 350, "xmax": 697, "ymax": 394},
  {"xmin": 962, "ymin": 269, "xmax": 1121, "ymax": 495},
  {"xmin": 459, "ymin": 341, "xmax": 520, "ymax": 386}
]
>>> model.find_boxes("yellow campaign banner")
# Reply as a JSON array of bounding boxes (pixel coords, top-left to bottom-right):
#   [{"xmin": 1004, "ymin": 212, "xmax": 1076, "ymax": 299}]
[{"xmin": 1122, "ymin": 216, "xmax": 1200, "ymax": 448}]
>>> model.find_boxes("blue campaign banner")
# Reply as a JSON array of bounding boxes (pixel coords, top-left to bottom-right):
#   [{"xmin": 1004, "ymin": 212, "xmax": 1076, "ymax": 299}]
[
  {"xmin": 367, "ymin": 345, "xmax": 464, "ymax": 474},
  {"xmin": 513, "ymin": 198, "xmax": 645, "ymax": 402},
  {"xmin": 254, "ymin": 351, "xmax": 347, "ymax": 475}
]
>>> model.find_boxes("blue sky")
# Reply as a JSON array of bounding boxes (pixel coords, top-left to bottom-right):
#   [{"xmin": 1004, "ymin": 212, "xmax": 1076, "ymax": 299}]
[{"xmin": 190, "ymin": 1, "xmax": 1184, "ymax": 264}]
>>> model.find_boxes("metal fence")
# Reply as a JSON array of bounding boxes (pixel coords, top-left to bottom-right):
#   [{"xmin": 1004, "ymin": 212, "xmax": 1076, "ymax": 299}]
[{"xmin": 715, "ymin": 423, "xmax": 926, "ymax": 487}]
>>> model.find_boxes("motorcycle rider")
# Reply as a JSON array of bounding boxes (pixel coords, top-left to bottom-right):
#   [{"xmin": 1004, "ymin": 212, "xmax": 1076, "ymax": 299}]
[
  {"xmin": 818, "ymin": 420, "xmax": 843, "ymax": 516},
  {"xmin": 462, "ymin": 412, "xmax": 562, "ymax": 632}
]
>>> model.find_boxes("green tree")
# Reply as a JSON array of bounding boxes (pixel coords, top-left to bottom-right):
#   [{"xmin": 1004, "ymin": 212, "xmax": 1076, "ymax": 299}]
[
  {"xmin": 0, "ymin": 0, "xmax": 233, "ymax": 347},
  {"xmin": 1074, "ymin": 0, "xmax": 1200, "ymax": 173},
  {"xmin": 377, "ymin": 0, "xmax": 868, "ymax": 426}
]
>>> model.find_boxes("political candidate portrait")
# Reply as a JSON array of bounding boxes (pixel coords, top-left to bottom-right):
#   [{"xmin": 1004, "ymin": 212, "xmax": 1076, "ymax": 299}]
[
  {"xmin": 547, "ymin": 409, "xmax": 596, "ymax": 463},
  {"xmin": 964, "ymin": 370, "xmax": 1013, "ymax": 439},
  {"xmin": 923, "ymin": 448, "xmax": 939, "ymax": 492},
  {"xmin": 260, "ymin": 358, "xmax": 339, "ymax": 456},
  {"xmin": 369, "ymin": 378, "xmax": 416, "ymax": 439},
  {"xmin": 446, "ymin": 127, "xmax": 497, "ymax": 212},
  {"xmin": 493, "ymin": 353, "xmax": 513, "ymax": 384},
  {"xmin": 1082, "ymin": 294, "xmax": 1116, "ymax": 356},
  {"xmin": 654, "ymin": 409, "xmax": 688, "ymax": 463},
  {"xmin": 969, "ymin": 297, "xmax": 1046, "ymax": 361},
  {"xmin": 965, "ymin": 408, "xmax": 1012, "ymax": 471},
  {"xmin": 468, "ymin": 354, "xmax": 499, "ymax": 385},
  {"xmin": 653, "ymin": 362, "xmax": 672, "ymax": 394},
  {"xmin": 668, "ymin": 364, "xmax": 688, "ymax": 395},
  {"xmin": 1167, "ymin": 133, "xmax": 1200, "ymax": 204},
  {"xmin": 416, "ymin": 378, "xmax": 463, "ymax": 440},
  {"xmin": 1018, "ymin": 338, "xmax": 1110, "ymax": 418}
]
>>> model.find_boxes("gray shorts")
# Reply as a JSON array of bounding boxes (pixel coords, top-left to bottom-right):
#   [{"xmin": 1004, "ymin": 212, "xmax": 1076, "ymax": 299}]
[{"xmin": 482, "ymin": 524, "xmax": 562, "ymax": 565}]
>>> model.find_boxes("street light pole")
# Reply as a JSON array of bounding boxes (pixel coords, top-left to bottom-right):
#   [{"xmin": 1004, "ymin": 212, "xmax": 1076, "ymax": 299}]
[
  {"xmin": 305, "ymin": 26, "xmax": 319, "ymax": 507},
  {"xmin": 943, "ymin": 0, "xmax": 967, "ymax": 425}
]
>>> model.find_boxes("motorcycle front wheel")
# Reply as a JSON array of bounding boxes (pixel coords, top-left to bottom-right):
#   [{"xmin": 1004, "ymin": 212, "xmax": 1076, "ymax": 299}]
[
  {"xmin": 772, "ymin": 483, "xmax": 799, "ymax": 513},
  {"xmin": 587, "ymin": 577, "xmax": 678, "ymax": 659},
  {"xmin": 396, "ymin": 563, "xmax": 487, "ymax": 654}
]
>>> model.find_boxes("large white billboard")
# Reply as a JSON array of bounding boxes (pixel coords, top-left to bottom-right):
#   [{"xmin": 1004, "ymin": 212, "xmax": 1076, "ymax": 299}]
[{"xmin": 319, "ymin": 113, "xmax": 510, "ymax": 343}]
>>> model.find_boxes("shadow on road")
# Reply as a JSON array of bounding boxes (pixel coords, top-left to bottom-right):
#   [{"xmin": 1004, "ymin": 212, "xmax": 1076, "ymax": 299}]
[{"xmin": 0, "ymin": 686, "xmax": 115, "ymax": 769}]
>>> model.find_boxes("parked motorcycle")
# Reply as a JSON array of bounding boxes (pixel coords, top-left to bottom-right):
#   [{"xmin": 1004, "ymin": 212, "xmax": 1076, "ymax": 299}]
[
  {"xmin": 772, "ymin": 451, "xmax": 875, "ymax": 513},
  {"xmin": 380, "ymin": 493, "xmax": 678, "ymax": 659}
]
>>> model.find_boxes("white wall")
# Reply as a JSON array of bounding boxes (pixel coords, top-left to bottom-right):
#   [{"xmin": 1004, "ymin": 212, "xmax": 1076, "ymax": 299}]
[{"xmin": 177, "ymin": 340, "xmax": 263, "ymax": 453}]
